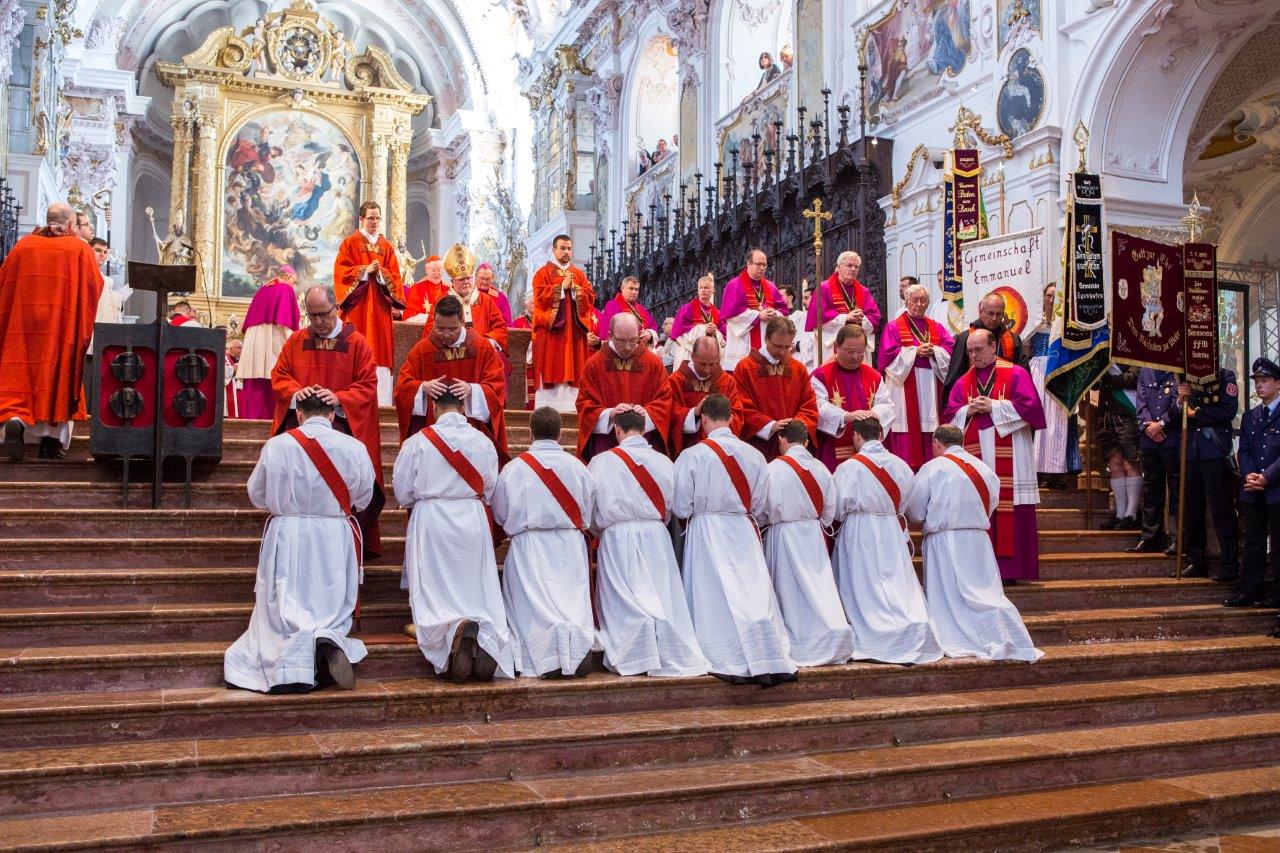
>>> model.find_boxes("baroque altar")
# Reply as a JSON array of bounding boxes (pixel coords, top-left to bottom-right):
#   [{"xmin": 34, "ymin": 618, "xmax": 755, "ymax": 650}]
[{"xmin": 154, "ymin": 0, "xmax": 430, "ymax": 325}]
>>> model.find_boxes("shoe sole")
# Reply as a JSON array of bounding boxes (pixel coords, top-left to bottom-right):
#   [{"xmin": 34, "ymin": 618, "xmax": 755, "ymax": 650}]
[
  {"xmin": 320, "ymin": 643, "xmax": 355, "ymax": 690},
  {"xmin": 473, "ymin": 647, "xmax": 498, "ymax": 682},
  {"xmin": 448, "ymin": 621, "xmax": 478, "ymax": 684},
  {"xmin": 2, "ymin": 420, "xmax": 23, "ymax": 462}
]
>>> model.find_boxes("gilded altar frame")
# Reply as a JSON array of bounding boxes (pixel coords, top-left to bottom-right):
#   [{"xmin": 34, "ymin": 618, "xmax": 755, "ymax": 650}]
[{"xmin": 154, "ymin": 0, "xmax": 430, "ymax": 325}]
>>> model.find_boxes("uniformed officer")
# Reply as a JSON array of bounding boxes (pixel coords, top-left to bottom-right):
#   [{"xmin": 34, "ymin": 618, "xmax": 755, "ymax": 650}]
[
  {"xmin": 1227, "ymin": 357, "xmax": 1280, "ymax": 608},
  {"xmin": 1130, "ymin": 368, "xmax": 1183, "ymax": 555},
  {"xmin": 1177, "ymin": 368, "xmax": 1240, "ymax": 581}
]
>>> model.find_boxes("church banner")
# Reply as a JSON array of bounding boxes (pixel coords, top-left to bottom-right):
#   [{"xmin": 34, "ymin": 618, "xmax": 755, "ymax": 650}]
[
  {"xmin": 960, "ymin": 226, "xmax": 1046, "ymax": 336},
  {"xmin": 1110, "ymin": 231, "xmax": 1185, "ymax": 372},
  {"xmin": 1064, "ymin": 171, "xmax": 1107, "ymax": 335},
  {"xmin": 1182, "ymin": 242, "xmax": 1218, "ymax": 385},
  {"xmin": 942, "ymin": 149, "xmax": 985, "ymax": 307}
]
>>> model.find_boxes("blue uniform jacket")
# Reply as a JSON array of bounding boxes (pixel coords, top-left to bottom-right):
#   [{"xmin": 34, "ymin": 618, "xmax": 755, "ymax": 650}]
[
  {"xmin": 1136, "ymin": 369, "xmax": 1182, "ymax": 451},
  {"xmin": 1184, "ymin": 369, "xmax": 1238, "ymax": 463},
  {"xmin": 1239, "ymin": 399, "xmax": 1280, "ymax": 504}
]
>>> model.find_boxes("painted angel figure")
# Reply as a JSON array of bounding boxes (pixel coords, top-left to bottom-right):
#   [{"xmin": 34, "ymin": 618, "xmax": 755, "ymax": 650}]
[{"xmin": 1140, "ymin": 265, "xmax": 1165, "ymax": 337}]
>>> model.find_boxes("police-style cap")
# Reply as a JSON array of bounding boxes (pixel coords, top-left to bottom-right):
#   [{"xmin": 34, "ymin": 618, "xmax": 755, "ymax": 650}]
[{"xmin": 1250, "ymin": 357, "xmax": 1280, "ymax": 380}]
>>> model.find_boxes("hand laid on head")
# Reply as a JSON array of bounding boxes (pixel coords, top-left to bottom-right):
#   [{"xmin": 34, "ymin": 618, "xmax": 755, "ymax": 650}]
[
  {"xmin": 315, "ymin": 387, "xmax": 339, "ymax": 406},
  {"xmin": 420, "ymin": 378, "xmax": 449, "ymax": 399}
]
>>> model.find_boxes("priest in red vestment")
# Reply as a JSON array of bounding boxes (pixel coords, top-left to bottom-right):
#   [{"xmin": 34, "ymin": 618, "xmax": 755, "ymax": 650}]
[
  {"xmin": 394, "ymin": 294, "xmax": 508, "ymax": 464},
  {"xmin": 811, "ymin": 324, "xmax": 897, "ymax": 471},
  {"xmin": 418, "ymin": 244, "xmax": 508, "ymax": 354},
  {"xmin": 333, "ymin": 201, "xmax": 403, "ymax": 405},
  {"xmin": 598, "ymin": 275, "xmax": 659, "ymax": 349},
  {"xmin": 576, "ymin": 312, "xmax": 672, "ymax": 459},
  {"xmin": 805, "ymin": 250, "xmax": 883, "ymax": 359},
  {"xmin": 0, "ymin": 203, "xmax": 103, "ymax": 461},
  {"xmin": 667, "ymin": 335, "xmax": 744, "ymax": 455},
  {"xmin": 531, "ymin": 234, "xmax": 598, "ymax": 411},
  {"xmin": 732, "ymin": 315, "xmax": 819, "ymax": 462},
  {"xmin": 271, "ymin": 286, "xmax": 386, "ymax": 556},
  {"xmin": 403, "ymin": 255, "xmax": 445, "ymax": 323}
]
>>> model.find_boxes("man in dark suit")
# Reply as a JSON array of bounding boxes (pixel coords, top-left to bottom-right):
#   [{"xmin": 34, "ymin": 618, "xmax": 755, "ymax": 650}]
[
  {"xmin": 1130, "ymin": 368, "xmax": 1183, "ymax": 555},
  {"xmin": 1228, "ymin": 357, "xmax": 1280, "ymax": 608},
  {"xmin": 941, "ymin": 293, "xmax": 1030, "ymax": 401}
]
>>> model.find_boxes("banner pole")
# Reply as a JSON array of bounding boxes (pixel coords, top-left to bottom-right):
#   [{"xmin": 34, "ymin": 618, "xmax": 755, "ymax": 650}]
[
  {"xmin": 1083, "ymin": 396, "xmax": 1093, "ymax": 528},
  {"xmin": 1174, "ymin": 401, "xmax": 1189, "ymax": 581}
]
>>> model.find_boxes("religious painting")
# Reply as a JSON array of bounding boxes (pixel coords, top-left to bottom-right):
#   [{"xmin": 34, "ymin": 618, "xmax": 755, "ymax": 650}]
[
  {"xmin": 717, "ymin": 85, "xmax": 786, "ymax": 181},
  {"xmin": 864, "ymin": 0, "xmax": 972, "ymax": 121},
  {"xmin": 220, "ymin": 111, "xmax": 361, "ymax": 299},
  {"xmin": 997, "ymin": 49, "xmax": 1045, "ymax": 140},
  {"xmin": 997, "ymin": 0, "xmax": 1040, "ymax": 53}
]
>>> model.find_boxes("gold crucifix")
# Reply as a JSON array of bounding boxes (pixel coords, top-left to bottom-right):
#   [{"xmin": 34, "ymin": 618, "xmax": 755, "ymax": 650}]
[{"xmin": 804, "ymin": 197, "xmax": 834, "ymax": 364}]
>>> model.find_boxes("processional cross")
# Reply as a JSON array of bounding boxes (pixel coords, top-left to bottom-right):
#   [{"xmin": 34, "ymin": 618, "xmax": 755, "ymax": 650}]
[{"xmin": 804, "ymin": 197, "xmax": 834, "ymax": 364}]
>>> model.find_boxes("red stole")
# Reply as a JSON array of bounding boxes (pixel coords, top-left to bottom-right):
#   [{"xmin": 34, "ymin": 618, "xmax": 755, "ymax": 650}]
[
  {"xmin": 825, "ymin": 273, "xmax": 869, "ymax": 315},
  {"xmin": 945, "ymin": 452, "xmax": 993, "ymax": 515},
  {"xmin": 610, "ymin": 447, "xmax": 667, "ymax": 517},
  {"xmin": 694, "ymin": 300, "xmax": 719, "ymax": 328},
  {"xmin": 896, "ymin": 313, "xmax": 943, "ymax": 467},
  {"xmin": 742, "ymin": 276, "xmax": 768, "ymax": 349},
  {"xmin": 962, "ymin": 361, "xmax": 1016, "ymax": 557},
  {"xmin": 780, "ymin": 455, "xmax": 824, "ymax": 516},
  {"xmin": 519, "ymin": 452, "xmax": 585, "ymax": 529},
  {"xmin": 704, "ymin": 439, "xmax": 752, "ymax": 513},
  {"xmin": 170, "ymin": 315, "xmax": 196, "ymax": 326},
  {"xmin": 287, "ymin": 429, "xmax": 363, "ymax": 616},
  {"xmin": 423, "ymin": 426, "xmax": 485, "ymax": 498},
  {"xmin": 813, "ymin": 361, "xmax": 881, "ymax": 463},
  {"xmin": 852, "ymin": 452, "xmax": 906, "ymax": 530}
]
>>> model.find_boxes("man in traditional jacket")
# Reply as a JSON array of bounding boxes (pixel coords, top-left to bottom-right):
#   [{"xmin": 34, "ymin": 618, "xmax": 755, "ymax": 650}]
[
  {"xmin": 759, "ymin": 419, "xmax": 856, "ymax": 667},
  {"xmin": 943, "ymin": 328, "xmax": 1046, "ymax": 583},
  {"xmin": 418, "ymin": 245, "xmax": 508, "ymax": 355},
  {"xmin": 575, "ymin": 312, "xmax": 672, "ymax": 459},
  {"xmin": 589, "ymin": 408, "xmax": 709, "ymax": 677},
  {"xmin": 941, "ymin": 293, "xmax": 1029, "ymax": 400},
  {"xmin": 0, "ymin": 203, "xmax": 102, "ymax": 461},
  {"xmin": 902, "ymin": 424, "xmax": 1043, "ymax": 661},
  {"xmin": 721, "ymin": 248, "xmax": 789, "ymax": 369},
  {"xmin": 492, "ymin": 406, "xmax": 598, "ymax": 678},
  {"xmin": 832, "ymin": 417, "xmax": 943, "ymax": 664},
  {"xmin": 879, "ymin": 283, "xmax": 954, "ymax": 469},
  {"xmin": 599, "ymin": 275, "xmax": 659, "ymax": 350},
  {"xmin": 668, "ymin": 273, "xmax": 725, "ymax": 372},
  {"xmin": 393, "ymin": 295, "xmax": 508, "ymax": 463},
  {"xmin": 811, "ymin": 324, "xmax": 896, "ymax": 471},
  {"xmin": 394, "ymin": 389, "xmax": 514, "ymax": 682},
  {"xmin": 224, "ymin": 395, "xmax": 374, "ymax": 693},
  {"xmin": 674, "ymin": 393, "xmax": 797, "ymax": 687},
  {"xmin": 733, "ymin": 315, "xmax": 819, "ymax": 462},
  {"xmin": 805, "ymin": 250, "xmax": 883, "ymax": 358},
  {"xmin": 237, "ymin": 265, "xmax": 300, "ymax": 420},
  {"xmin": 333, "ymin": 201, "xmax": 403, "ymax": 405},
  {"xmin": 667, "ymin": 336, "xmax": 744, "ymax": 454},
  {"xmin": 271, "ymin": 286, "xmax": 385, "ymax": 556},
  {"xmin": 530, "ymin": 234, "xmax": 598, "ymax": 411}
]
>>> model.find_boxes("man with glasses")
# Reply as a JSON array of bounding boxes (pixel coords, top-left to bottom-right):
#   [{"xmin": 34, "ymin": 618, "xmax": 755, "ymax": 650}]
[
  {"xmin": 805, "ymin": 250, "xmax": 883, "ymax": 360},
  {"xmin": 941, "ymin": 292, "xmax": 1029, "ymax": 401},
  {"xmin": 878, "ymin": 283, "xmax": 955, "ymax": 469},
  {"xmin": 270, "ymin": 286, "xmax": 386, "ymax": 556},
  {"xmin": 575, "ymin": 312, "xmax": 672, "ymax": 460},
  {"xmin": 721, "ymin": 248, "xmax": 789, "ymax": 370}
]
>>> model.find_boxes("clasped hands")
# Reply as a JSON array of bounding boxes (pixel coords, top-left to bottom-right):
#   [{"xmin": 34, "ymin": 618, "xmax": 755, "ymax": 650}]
[
  {"xmin": 420, "ymin": 378, "xmax": 471, "ymax": 399},
  {"xmin": 967, "ymin": 395, "xmax": 995, "ymax": 415},
  {"xmin": 297, "ymin": 385, "xmax": 339, "ymax": 406},
  {"xmin": 1143, "ymin": 421, "xmax": 1167, "ymax": 444},
  {"xmin": 1244, "ymin": 472, "xmax": 1270, "ymax": 492}
]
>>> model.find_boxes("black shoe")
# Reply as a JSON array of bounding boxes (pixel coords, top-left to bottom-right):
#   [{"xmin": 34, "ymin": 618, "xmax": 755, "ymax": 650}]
[
  {"xmin": 1225, "ymin": 595, "xmax": 1263, "ymax": 608},
  {"xmin": 2, "ymin": 419, "xmax": 23, "ymax": 462},
  {"xmin": 573, "ymin": 653, "xmax": 594, "ymax": 678},
  {"xmin": 447, "ymin": 620, "xmax": 478, "ymax": 684},
  {"xmin": 1117, "ymin": 517, "xmax": 1141, "ymax": 531},
  {"xmin": 1128, "ymin": 540, "xmax": 1165, "ymax": 554},
  {"xmin": 711, "ymin": 672, "xmax": 753, "ymax": 686},
  {"xmin": 36, "ymin": 437, "xmax": 65, "ymax": 460},
  {"xmin": 1212, "ymin": 573, "xmax": 1239, "ymax": 585},
  {"xmin": 473, "ymin": 646, "xmax": 498, "ymax": 682},
  {"xmin": 1100, "ymin": 515, "xmax": 1120, "ymax": 530},
  {"xmin": 317, "ymin": 640, "xmax": 355, "ymax": 690},
  {"xmin": 1181, "ymin": 563, "xmax": 1209, "ymax": 578},
  {"xmin": 1165, "ymin": 544, "xmax": 1177, "ymax": 557}
]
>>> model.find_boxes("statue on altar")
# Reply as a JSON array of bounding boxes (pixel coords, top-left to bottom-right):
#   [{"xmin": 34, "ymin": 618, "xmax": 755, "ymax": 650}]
[
  {"xmin": 146, "ymin": 207, "xmax": 195, "ymax": 266},
  {"xmin": 398, "ymin": 239, "xmax": 428, "ymax": 282}
]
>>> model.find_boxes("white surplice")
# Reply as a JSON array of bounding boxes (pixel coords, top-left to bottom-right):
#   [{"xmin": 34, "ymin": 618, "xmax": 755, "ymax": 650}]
[
  {"xmin": 759, "ymin": 446, "xmax": 856, "ymax": 666},
  {"xmin": 831, "ymin": 441, "xmax": 943, "ymax": 664},
  {"xmin": 1029, "ymin": 347, "xmax": 1070, "ymax": 474},
  {"xmin": 723, "ymin": 308, "xmax": 766, "ymax": 370},
  {"xmin": 882, "ymin": 327, "xmax": 951, "ymax": 438},
  {"xmin": 790, "ymin": 310, "xmax": 815, "ymax": 370},
  {"xmin": 224, "ymin": 416, "xmax": 374, "ymax": 692},
  {"xmin": 902, "ymin": 446, "xmax": 1043, "ymax": 662},
  {"xmin": 588, "ymin": 436, "xmax": 710, "ymax": 676},
  {"xmin": 811, "ymin": 370, "xmax": 897, "ymax": 443},
  {"xmin": 674, "ymin": 428, "xmax": 796, "ymax": 678},
  {"xmin": 671, "ymin": 323, "xmax": 727, "ymax": 373},
  {"xmin": 492, "ymin": 439, "xmax": 599, "ymax": 676},
  {"xmin": 393, "ymin": 411, "xmax": 515, "ymax": 679}
]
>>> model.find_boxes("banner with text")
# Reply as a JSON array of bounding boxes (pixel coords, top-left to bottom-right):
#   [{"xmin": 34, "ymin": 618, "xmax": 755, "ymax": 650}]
[
  {"xmin": 1182, "ymin": 242, "xmax": 1218, "ymax": 385},
  {"xmin": 942, "ymin": 149, "xmax": 984, "ymax": 307},
  {"xmin": 1065, "ymin": 171, "xmax": 1107, "ymax": 334},
  {"xmin": 961, "ymin": 226, "xmax": 1046, "ymax": 337},
  {"xmin": 1110, "ymin": 230, "xmax": 1186, "ymax": 372}
]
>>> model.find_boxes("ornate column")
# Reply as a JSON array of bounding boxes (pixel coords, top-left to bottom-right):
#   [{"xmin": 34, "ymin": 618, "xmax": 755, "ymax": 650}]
[
  {"xmin": 371, "ymin": 134, "xmax": 389, "ymax": 220},
  {"xmin": 388, "ymin": 140, "xmax": 410, "ymax": 250},
  {"xmin": 168, "ymin": 110, "xmax": 192, "ymax": 230},
  {"xmin": 192, "ymin": 116, "xmax": 221, "ymax": 298}
]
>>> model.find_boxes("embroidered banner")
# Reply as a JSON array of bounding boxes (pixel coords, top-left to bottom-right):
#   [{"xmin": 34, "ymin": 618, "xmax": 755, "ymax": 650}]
[
  {"xmin": 1065, "ymin": 172, "xmax": 1107, "ymax": 333},
  {"xmin": 1110, "ymin": 230, "xmax": 1185, "ymax": 372},
  {"xmin": 943, "ymin": 149, "xmax": 985, "ymax": 307},
  {"xmin": 1182, "ymin": 242, "xmax": 1218, "ymax": 386},
  {"xmin": 960, "ymin": 226, "xmax": 1046, "ymax": 336}
]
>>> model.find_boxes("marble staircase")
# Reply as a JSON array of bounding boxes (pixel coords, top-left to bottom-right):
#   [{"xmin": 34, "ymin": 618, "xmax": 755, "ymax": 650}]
[{"xmin": 0, "ymin": 409, "xmax": 1278, "ymax": 851}]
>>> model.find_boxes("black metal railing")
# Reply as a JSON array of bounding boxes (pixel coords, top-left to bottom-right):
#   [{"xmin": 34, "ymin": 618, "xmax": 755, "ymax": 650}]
[
  {"xmin": 0, "ymin": 176, "xmax": 22, "ymax": 263},
  {"xmin": 586, "ymin": 88, "xmax": 894, "ymax": 322}
]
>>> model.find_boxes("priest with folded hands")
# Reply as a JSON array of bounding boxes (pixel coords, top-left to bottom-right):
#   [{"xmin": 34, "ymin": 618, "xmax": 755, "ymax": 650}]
[
  {"xmin": 666, "ymin": 335, "xmax": 744, "ymax": 454},
  {"xmin": 333, "ymin": 201, "xmax": 403, "ymax": 405},
  {"xmin": 576, "ymin": 312, "xmax": 672, "ymax": 459}
]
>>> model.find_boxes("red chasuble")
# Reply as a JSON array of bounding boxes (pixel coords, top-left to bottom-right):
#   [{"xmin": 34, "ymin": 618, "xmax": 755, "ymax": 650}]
[
  {"xmin": 421, "ymin": 289, "xmax": 509, "ymax": 352},
  {"xmin": 732, "ymin": 349, "xmax": 819, "ymax": 461},
  {"xmin": 961, "ymin": 359, "xmax": 1018, "ymax": 559},
  {"xmin": 333, "ymin": 232, "xmax": 404, "ymax": 369},
  {"xmin": 575, "ymin": 345, "xmax": 672, "ymax": 459},
  {"xmin": 666, "ymin": 362, "xmax": 745, "ymax": 455},
  {"xmin": 403, "ymin": 278, "xmax": 446, "ymax": 322},
  {"xmin": 531, "ymin": 261, "xmax": 596, "ymax": 388},
  {"xmin": 270, "ymin": 323, "xmax": 385, "ymax": 555},
  {"xmin": 811, "ymin": 361, "xmax": 883, "ymax": 468},
  {"xmin": 0, "ymin": 231, "xmax": 103, "ymax": 427},
  {"xmin": 393, "ymin": 328, "xmax": 509, "ymax": 463}
]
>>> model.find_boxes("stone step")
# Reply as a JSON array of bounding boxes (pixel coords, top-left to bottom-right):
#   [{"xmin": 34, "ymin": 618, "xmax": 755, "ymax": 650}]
[
  {"xmin": 2, "ymin": 631, "xmax": 1278, "ymax": 712},
  {"xmin": 0, "ymin": 536, "xmax": 408, "ymax": 570},
  {"xmin": 557, "ymin": 765, "xmax": 1280, "ymax": 853},
  {"xmin": 0, "ymin": 565, "xmax": 1227, "ymax": 612},
  {"xmin": 3, "ymin": 712, "xmax": 1280, "ymax": 850},
  {"xmin": 4, "ymin": 669, "xmax": 1278, "ymax": 815},
  {"xmin": 0, "ymin": 481, "xmax": 256, "ymax": 510}
]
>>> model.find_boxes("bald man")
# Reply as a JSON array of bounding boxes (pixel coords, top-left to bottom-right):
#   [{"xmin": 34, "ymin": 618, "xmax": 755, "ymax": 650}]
[{"xmin": 575, "ymin": 312, "xmax": 672, "ymax": 460}]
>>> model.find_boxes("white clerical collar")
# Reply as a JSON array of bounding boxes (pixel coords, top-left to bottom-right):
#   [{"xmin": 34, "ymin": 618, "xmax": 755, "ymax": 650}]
[
  {"xmin": 435, "ymin": 411, "xmax": 466, "ymax": 426},
  {"xmin": 321, "ymin": 318, "xmax": 344, "ymax": 340},
  {"xmin": 942, "ymin": 445, "xmax": 965, "ymax": 458},
  {"xmin": 759, "ymin": 348, "xmax": 781, "ymax": 365},
  {"xmin": 860, "ymin": 439, "xmax": 885, "ymax": 454},
  {"xmin": 360, "ymin": 229, "xmax": 380, "ymax": 244},
  {"xmin": 708, "ymin": 426, "xmax": 734, "ymax": 439},
  {"xmin": 303, "ymin": 416, "xmax": 333, "ymax": 429},
  {"xmin": 619, "ymin": 435, "xmax": 649, "ymax": 449},
  {"xmin": 529, "ymin": 439, "xmax": 562, "ymax": 452},
  {"xmin": 551, "ymin": 258, "xmax": 572, "ymax": 271},
  {"xmin": 445, "ymin": 327, "xmax": 466, "ymax": 347}
]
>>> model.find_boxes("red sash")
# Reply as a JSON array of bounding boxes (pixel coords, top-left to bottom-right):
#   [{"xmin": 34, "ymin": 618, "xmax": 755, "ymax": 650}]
[
  {"xmin": 895, "ymin": 313, "xmax": 942, "ymax": 467},
  {"xmin": 422, "ymin": 426, "xmax": 486, "ymax": 498},
  {"xmin": 704, "ymin": 439, "xmax": 752, "ymax": 513},
  {"xmin": 519, "ymin": 452, "xmax": 584, "ymax": 529},
  {"xmin": 287, "ymin": 429, "xmax": 363, "ymax": 617},
  {"xmin": 780, "ymin": 455, "xmax": 824, "ymax": 516},
  {"xmin": 962, "ymin": 362, "xmax": 1016, "ymax": 557},
  {"xmin": 852, "ymin": 452, "xmax": 907, "ymax": 530},
  {"xmin": 826, "ymin": 273, "xmax": 865, "ymax": 315},
  {"xmin": 610, "ymin": 447, "xmax": 667, "ymax": 518},
  {"xmin": 945, "ymin": 452, "xmax": 993, "ymax": 515}
]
